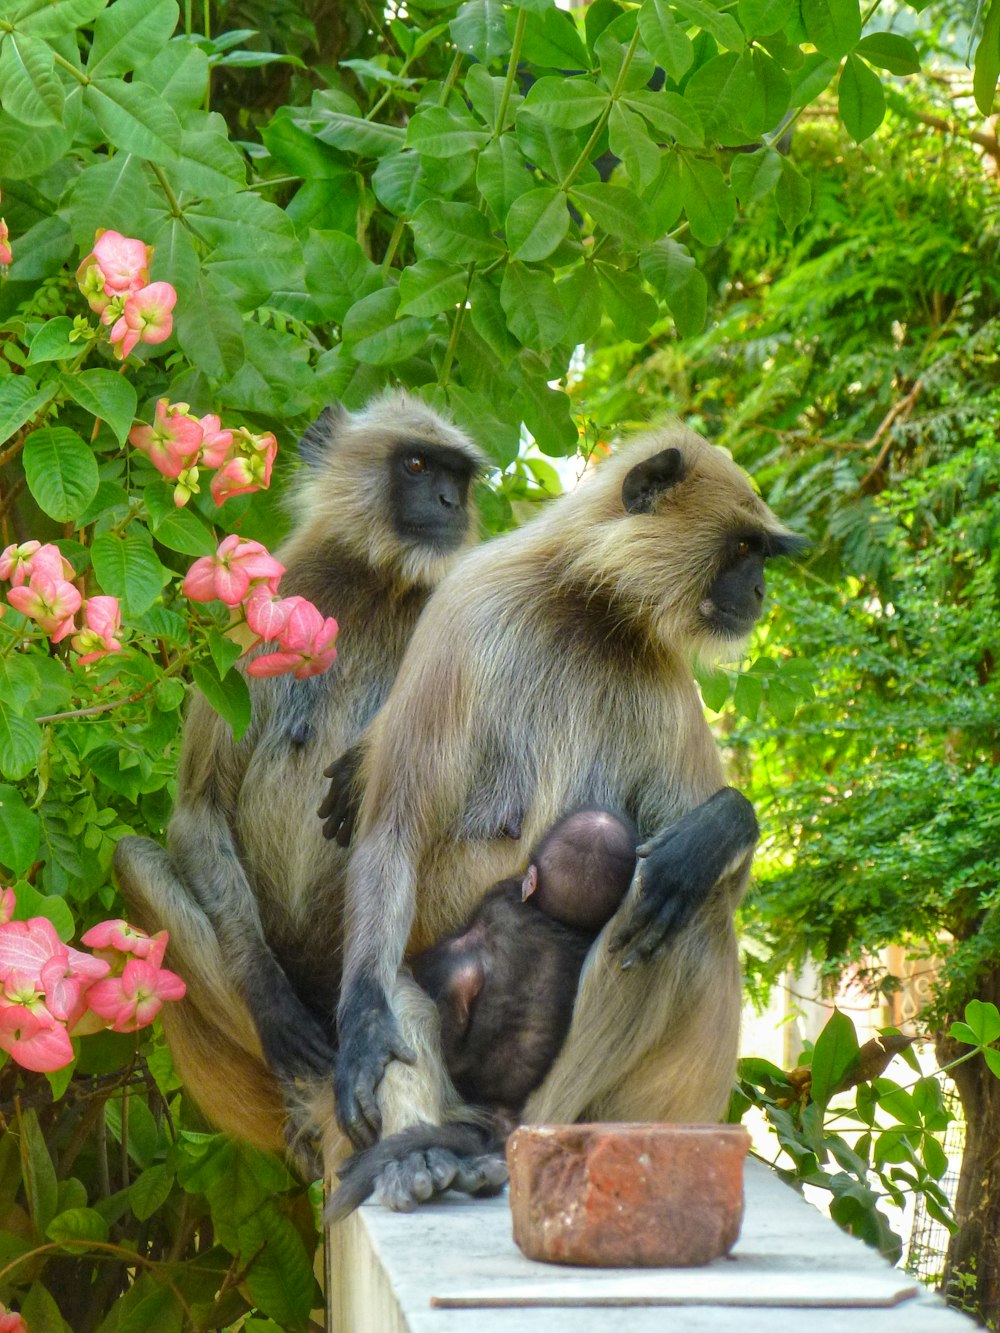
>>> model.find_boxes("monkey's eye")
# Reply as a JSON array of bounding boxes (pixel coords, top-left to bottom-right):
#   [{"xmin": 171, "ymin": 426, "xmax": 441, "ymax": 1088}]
[
  {"xmin": 404, "ymin": 455, "xmax": 427, "ymax": 475},
  {"xmin": 736, "ymin": 540, "xmax": 751, "ymax": 558}
]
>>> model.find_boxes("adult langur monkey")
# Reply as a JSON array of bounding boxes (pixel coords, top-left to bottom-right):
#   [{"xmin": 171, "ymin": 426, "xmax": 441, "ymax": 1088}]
[
  {"xmin": 113, "ymin": 392, "xmax": 485, "ymax": 1170},
  {"xmin": 331, "ymin": 424, "xmax": 803, "ymax": 1206}
]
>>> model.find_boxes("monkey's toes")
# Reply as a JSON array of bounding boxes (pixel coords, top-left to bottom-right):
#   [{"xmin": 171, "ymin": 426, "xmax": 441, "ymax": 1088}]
[{"xmin": 374, "ymin": 1154, "xmax": 436, "ymax": 1212}]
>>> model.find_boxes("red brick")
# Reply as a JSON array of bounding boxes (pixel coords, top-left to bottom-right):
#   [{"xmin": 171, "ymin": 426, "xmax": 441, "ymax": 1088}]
[{"xmin": 507, "ymin": 1122, "xmax": 750, "ymax": 1267}]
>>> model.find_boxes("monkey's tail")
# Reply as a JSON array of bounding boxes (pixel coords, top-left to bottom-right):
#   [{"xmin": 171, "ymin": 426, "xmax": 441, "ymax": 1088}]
[{"xmin": 325, "ymin": 1122, "xmax": 505, "ymax": 1223}]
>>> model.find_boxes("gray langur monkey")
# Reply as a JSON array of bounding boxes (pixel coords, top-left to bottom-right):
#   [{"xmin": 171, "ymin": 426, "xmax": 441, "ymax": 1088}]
[
  {"xmin": 332, "ymin": 424, "xmax": 803, "ymax": 1208},
  {"xmin": 113, "ymin": 392, "xmax": 485, "ymax": 1167}
]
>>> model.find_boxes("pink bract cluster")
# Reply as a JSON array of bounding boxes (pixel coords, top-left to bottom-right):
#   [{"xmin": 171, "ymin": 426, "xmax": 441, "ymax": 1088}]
[
  {"xmin": 128, "ymin": 400, "xmax": 277, "ymax": 510},
  {"xmin": 183, "ymin": 537, "xmax": 339, "ymax": 680},
  {"xmin": 0, "ymin": 189, "xmax": 11, "ymax": 268},
  {"xmin": 0, "ymin": 888, "xmax": 185, "ymax": 1075},
  {"xmin": 0, "ymin": 542, "xmax": 123, "ymax": 662},
  {"xmin": 0, "ymin": 1303, "xmax": 26, "ymax": 1333},
  {"xmin": 75, "ymin": 229, "xmax": 175, "ymax": 361}
]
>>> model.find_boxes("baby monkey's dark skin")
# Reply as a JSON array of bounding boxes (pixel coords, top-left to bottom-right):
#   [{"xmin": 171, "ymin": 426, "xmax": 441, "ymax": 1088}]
[{"xmin": 327, "ymin": 808, "xmax": 637, "ymax": 1220}]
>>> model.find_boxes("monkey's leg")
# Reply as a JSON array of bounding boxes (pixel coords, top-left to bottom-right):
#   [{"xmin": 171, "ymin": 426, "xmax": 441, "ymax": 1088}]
[
  {"xmin": 526, "ymin": 892, "xmax": 743, "ymax": 1125},
  {"xmin": 610, "ymin": 787, "xmax": 757, "ymax": 966}
]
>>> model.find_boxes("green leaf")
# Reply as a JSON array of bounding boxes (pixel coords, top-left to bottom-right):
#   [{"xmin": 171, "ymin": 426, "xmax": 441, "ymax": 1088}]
[
  {"xmin": 135, "ymin": 37, "xmax": 209, "ymax": 110},
  {"xmin": 411, "ymin": 200, "xmax": 504, "ymax": 263},
  {"xmin": 63, "ymin": 370, "xmax": 137, "ymax": 445},
  {"xmin": 208, "ymin": 628, "xmax": 242, "ymax": 680},
  {"xmin": 671, "ymin": 0, "xmax": 745, "ymax": 50},
  {"xmin": 517, "ymin": 5, "xmax": 589, "ymax": 70},
  {"xmin": 732, "ymin": 671, "xmax": 763, "ymax": 721},
  {"xmin": 149, "ymin": 215, "xmax": 199, "ymax": 302},
  {"xmin": 595, "ymin": 264, "xmax": 658, "ymax": 342},
  {"xmin": 803, "ymin": 0, "xmax": 861, "ymax": 60},
  {"xmin": 0, "ymin": 655, "xmax": 39, "ymax": 711},
  {"xmin": 0, "ymin": 102, "xmax": 72, "ymax": 178},
  {"xmin": 730, "ymin": 146, "xmax": 783, "ymax": 206},
  {"xmin": 738, "ymin": 0, "xmax": 796, "ymax": 37},
  {"xmin": 240, "ymin": 1203, "xmax": 317, "ymax": 1328},
  {"xmin": 522, "ymin": 76, "xmax": 609, "ymax": 128},
  {"xmin": 557, "ymin": 263, "xmax": 602, "ymax": 345},
  {"xmin": 621, "ymin": 89, "xmax": 704, "ymax": 148},
  {"xmin": 685, "ymin": 51, "xmax": 756, "ymax": 145},
  {"xmin": 570, "ymin": 182, "xmax": 653, "ymax": 247},
  {"xmin": 838, "ymin": 54, "xmax": 885, "ymax": 143},
  {"xmin": 0, "ymin": 376, "xmax": 49, "ymax": 445},
  {"xmin": 20, "ymin": 1280, "xmax": 70, "ymax": 1333},
  {"xmin": 745, "ymin": 48, "xmax": 791, "ymax": 136},
  {"xmin": 476, "ymin": 136, "xmax": 533, "ymax": 220},
  {"xmin": 775, "ymin": 155, "xmax": 810, "ymax": 232},
  {"xmin": 963, "ymin": 999, "xmax": 1000, "ymax": 1046},
  {"xmin": 679, "ymin": 157, "xmax": 735, "ymax": 246},
  {"xmin": 149, "ymin": 505, "xmax": 216, "ymax": 557},
  {"xmin": 506, "ymin": 187, "xmax": 570, "ymax": 262},
  {"xmin": 637, "ymin": 0, "xmax": 694, "ymax": 81},
  {"xmin": 500, "ymin": 262, "xmax": 566, "ymax": 350},
  {"xmin": 192, "ymin": 661, "xmax": 251, "ymax": 742},
  {"xmin": 921, "ymin": 1134, "xmax": 948, "ymax": 1179},
  {"xmin": 130, "ymin": 1163, "xmax": 174, "ymax": 1220},
  {"xmin": 0, "ymin": 711, "xmax": 41, "ymax": 781},
  {"xmin": 406, "ymin": 106, "xmax": 488, "ymax": 157},
  {"xmin": 397, "ymin": 259, "xmax": 469, "ymax": 317},
  {"xmin": 23, "ymin": 427, "xmax": 99, "ymax": 522},
  {"xmin": 0, "ymin": 31, "xmax": 64, "ymax": 127},
  {"xmin": 314, "ymin": 111, "xmax": 405, "ymax": 157},
  {"xmin": 341, "ymin": 288, "xmax": 430, "ymax": 365},
  {"xmin": 0, "ymin": 785, "xmax": 39, "ymax": 875},
  {"xmin": 154, "ymin": 677, "xmax": 186, "ymax": 712},
  {"xmin": 469, "ymin": 275, "xmax": 520, "ymax": 365},
  {"xmin": 516, "ymin": 363, "xmax": 578, "ymax": 456},
  {"xmin": 984, "ymin": 1047, "xmax": 1000, "ymax": 1080},
  {"xmin": 303, "ymin": 230, "xmax": 380, "ymax": 324},
  {"xmin": 27, "ymin": 318, "xmax": 78, "ymax": 365},
  {"xmin": 516, "ymin": 111, "xmax": 589, "ymax": 182},
  {"xmin": 91, "ymin": 532, "xmax": 169, "ymax": 617},
  {"xmin": 640, "ymin": 238, "xmax": 706, "ymax": 336},
  {"xmin": 22, "ymin": 1109, "xmax": 59, "ymax": 1236},
  {"xmin": 47, "ymin": 1207, "xmax": 109, "ymax": 1246},
  {"xmin": 608, "ymin": 102, "xmax": 661, "ymax": 192},
  {"xmin": 810, "ymin": 1008, "xmax": 860, "ymax": 1108},
  {"xmin": 856, "ymin": 32, "xmax": 920, "ymax": 76},
  {"xmin": 451, "ymin": 0, "xmax": 512, "ymax": 62},
  {"xmin": 698, "ymin": 668, "xmax": 730, "ymax": 712},
  {"xmin": 170, "ymin": 124, "xmax": 246, "ymax": 197},
  {"xmin": 19, "ymin": 0, "xmax": 108, "ymax": 38},
  {"xmin": 975, "ymin": 0, "xmax": 1000, "ymax": 115},
  {"xmin": 85, "ymin": 78, "xmax": 181, "ymax": 163},
  {"xmin": 87, "ymin": 0, "xmax": 179, "ymax": 77},
  {"xmin": 193, "ymin": 193, "xmax": 301, "ymax": 299},
  {"xmin": 371, "ymin": 151, "xmax": 434, "ymax": 216},
  {"xmin": 790, "ymin": 52, "xmax": 839, "ymax": 108},
  {"xmin": 174, "ymin": 276, "xmax": 244, "ymax": 379},
  {"xmin": 65, "ymin": 152, "xmax": 151, "ymax": 248}
]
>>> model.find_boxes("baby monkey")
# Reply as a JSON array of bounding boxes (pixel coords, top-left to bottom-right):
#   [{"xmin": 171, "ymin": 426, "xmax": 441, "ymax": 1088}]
[{"xmin": 327, "ymin": 808, "xmax": 636, "ymax": 1221}]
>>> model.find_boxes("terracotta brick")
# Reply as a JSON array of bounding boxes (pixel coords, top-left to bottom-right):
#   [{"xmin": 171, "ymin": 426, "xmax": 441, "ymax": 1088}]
[{"xmin": 507, "ymin": 1122, "xmax": 750, "ymax": 1267}]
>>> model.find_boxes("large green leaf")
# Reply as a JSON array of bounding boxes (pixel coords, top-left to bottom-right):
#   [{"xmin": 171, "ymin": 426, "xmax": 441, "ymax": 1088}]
[
  {"xmin": 19, "ymin": 0, "xmax": 108, "ymax": 38},
  {"xmin": 521, "ymin": 76, "xmax": 609, "ymax": 128},
  {"xmin": 0, "ymin": 30, "xmax": 64, "ymax": 127},
  {"xmin": 506, "ymin": 187, "xmax": 570, "ymax": 262},
  {"xmin": 0, "ymin": 785, "xmax": 40, "ymax": 875},
  {"xmin": 313, "ymin": 111, "xmax": 405, "ymax": 157},
  {"xmin": 838, "ymin": 54, "xmax": 885, "ymax": 143},
  {"xmin": 411, "ymin": 200, "xmax": 504, "ymax": 263},
  {"xmin": 802, "ymin": 0, "xmax": 861, "ymax": 60},
  {"xmin": 26, "ymin": 317, "xmax": 77, "ymax": 365},
  {"xmin": 174, "ymin": 275, "xmax": 245, "ymax": 378},
  {"xmin": 516, "ymin": 361, "xmax": 577, "ymax": 456},
  {"xmin": 406, "ymin": 106, "xmax": 489, "ymax": 157},
  {"xmin": 303, "ymin": 229, "xmax": 380, "ymax": 324},
  {"xmin": 135, "ymin": 37, "xmax": 208, "ymax": 109},
  {"xmin": 607, "ymin": 102, "xmax": 660, "ymax": 193},
  {"xmin": 729, "ymin": 145, "xmax": 783, "ymax": 206},
  {"xmin": 975, "ymin": 0, "xmax": 1000, "ymax": 115},
  {"xmin": 63, "ymin": 370, "xmax": 137, "ymax": 445},
  {"xmin": 570, "ymin": 182, "xmax": 653, "ymax": 247},
  {"xmin": 671, "ymin": 0, "xmax": 745, "ymax": 50},
  {"xmin": 21, "ymin": 1110, "xmax": 58, "ymax": 1236},
  {"xmin": 500, "ymin": 262, "xmax": 566, "ymax": 350},
  {"xmin": 397, "ymin": 259, "xmax": 469, "ymax": 318},
  {"xmin": 810, "ymin": 1009, "xmax": 860, "ymax": 1108},
  {"xmin": 737, "ymin": 0, "xmax": 796, "ymax": 37},
  {"xmin": 192, "ymin": 661, "xmax": 251, "ymax": 742},
  {"xmin": 0, "ymin": 376, "xmax": 49, "ymax": 446},
  {"xmin": 149, "ymin": 214, "xmax": 199, "ymax": 302},
  {"xmin": 240, "ymin": 1203, "xmax": 317, "ymax": 1329},
  {"xmin": 775, "ymin": 155, "xmax": 810, "ymax": 231},
  {"xmin": 129, "ymin": 1164, "xmax": 174, "ymax": 1220},
  {"xmin": 193, "ymin": 193, "xmax": 301, "ymax": 299},
  {"xmin": 91, "ymin": 531, "xmax": 170, "ymax": 617},
  {"xmin": 372, "ymin": 151, "xmax": 434, "ymax": 216},
  {"xmin": 595, "ymin": 263, "xmax": 658, "ymax": 342},
  {"xmin": 47, "ymin": 1207, "xmax": 110, "ymax": 1246},
  {"xmin": 678, "ymin": 157, "xmax": 735, "ymax": 246},
  {"xmin": 621, "ymin": 89, "xmax": 704, "ymax": 148},
  {"xmin": 0, "ymin": 101, "xmax": 72, "ymax": 178},
  {"xmin": 65, "ymin": 152, "xmax": 151, "ymax": 246},
  {"xmin": 517, "ymin": 5, "xmax": 589, "ymax": 70},
  {"xmin": 341, "ymin": 288, "xmax": 430, "ymax": 365},
  {"xmin": 23, "ymin": 427, "xmax": 99, "ymax": 522},
  {"xmin": 0, "ymin": 711, "xmax": 41, "ymax": 781},
  {"xmin": 856, "ymin": 32, "xmax": 920, "ymax": 76},
  {"xmin": 168, "ymin": 123, "xmax": 247, "ymax": 197},
  {"xmin": 87, "ymin": 0, "xmax": 178, "ymax": 77},
  {"xmin": 637, "ymin": 0, "xmax": 694, "ymax": 81},
  {"xmin": 85, "ymin": 78, "xmax": 181, "ymax": 162},
  {"xmin": 476, "ymin": 136, "xmax": 533, "ymax": 220},
  {"xmin": 451, "ymin": 0, "xmax": 511, "ymax": 62}
]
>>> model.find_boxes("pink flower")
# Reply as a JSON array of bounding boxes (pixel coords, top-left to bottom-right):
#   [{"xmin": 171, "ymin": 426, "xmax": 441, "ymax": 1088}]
[
  {"xmin": 0, "ymin": 890, "xmax": 14, "ymax": 925},
  {"xmin": 40, "ymin": 945, "xmax": 110, "ymax": 1025},
  {"xmin": 0, "ymin": 220, "xmax": 11, "ymax": 268},
  {"xmin": 86, "ymin": 958, "xmax": 186, "ymax": 1032},
  {"xmin": 244, "ymin": 586, "xmax": 299, "ymax": 642},
  {"xmin": 0, "ymin": 1301, "xmax": 28, "ymax": 1333},
  {"xmin": 0, "ymin": 916, "xmax": 65, "ymax": 985},
  {"xmin": 209, "ymin": 428, "xmax": 277, "ymax": 505},
  {"xmin": 109, "ymin": 281, "xmax": 176, "ymax": 360},
  {"xmin": 0, "ymin": 541, "xmax": 40, "ymax": 585},
  {"xmin": 81, "ymin": 918, "xmax": 168, "ymax": 968},
  {"xmin": 182, "ymin": 535, "xmax": 284, "ymax": 608},
  {"xmin": 91, "ymin": 229, "xmax": 151, "ymax": 295},
  {"xmin": 247, "ymin": 599, "xmax": 338, "ymax": 680},
  {"xmin": 7, "ymin": 571, "xmax": 81, "ymax": 640},
  {"xmin": 198, "ymin": 414, "xmax": 234, "ymax": 468},
  {"xmin": 0, "ymin": 1002, "xmax": 72, "ymax": 1072},
  {"xmin": 129, "ymin": 399, "xmax": 203, "ymax": 479},
  {"xmin": 71, "ymin": 594, "xmax": 123, "ymax": 664},
  {"xmin": 24, "ymin": 542, "xmax": 74, "ymax": 583}
]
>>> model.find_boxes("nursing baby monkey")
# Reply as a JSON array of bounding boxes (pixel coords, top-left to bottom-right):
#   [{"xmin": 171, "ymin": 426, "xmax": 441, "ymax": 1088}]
[{"xmin": 328, "ymin": 806, "xmax": 638, "ymax": 1217}]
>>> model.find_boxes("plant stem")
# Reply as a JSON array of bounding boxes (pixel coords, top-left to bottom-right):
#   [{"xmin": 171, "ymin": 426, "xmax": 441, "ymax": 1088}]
[
  {"xmin": 494, "ymin": 8, "xmax": 527, "ymax": 136},
  {"xmin": 560, "ymin": 29, "xmax": 640, "ymax": 193},
  {"xmin": 150, "ymin": 163, "xmax": 183, "ymax": 220}
]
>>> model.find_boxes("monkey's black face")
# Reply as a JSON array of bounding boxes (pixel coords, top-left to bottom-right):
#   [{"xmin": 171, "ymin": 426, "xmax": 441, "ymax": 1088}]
[
  {"xmin": 389, "ymin": 443, "xmax": 474, "ymax": 550},
  {"xmin": 702, "ymin": 530, "xmax": 802, "ymax": 639}
]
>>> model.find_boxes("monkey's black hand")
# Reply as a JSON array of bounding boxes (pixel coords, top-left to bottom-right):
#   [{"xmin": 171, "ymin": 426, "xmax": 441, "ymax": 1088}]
[
  {"xmin": 257, "ymin": 999, "xmax": 336, "ymax": 1083},
  {"xmin": 610, "ymin": 788, "xmax": 758, "ymax": 968},
  {"xmin": 326, "ymin": 1123, "xmax": 508, "ymax": 1221},
  {"xmin": 335, "ymin": 980, "xmax": 416, "ymax": 1149},
  {"xmin": 319, "ymin": 744, "xmax": 364, "ymax": 846}
]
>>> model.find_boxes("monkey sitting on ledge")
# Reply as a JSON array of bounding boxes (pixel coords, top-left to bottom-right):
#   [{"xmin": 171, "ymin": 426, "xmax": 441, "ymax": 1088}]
[{"xmin": 328, "ymin": 807, "xmax": 637, "ymax": 1218}]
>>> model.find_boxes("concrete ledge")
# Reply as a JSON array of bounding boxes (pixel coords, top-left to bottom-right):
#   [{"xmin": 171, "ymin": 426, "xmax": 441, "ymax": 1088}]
[{"xmin": 327, "ymin": 1159, "xmax": 974, "ymax": 1331}]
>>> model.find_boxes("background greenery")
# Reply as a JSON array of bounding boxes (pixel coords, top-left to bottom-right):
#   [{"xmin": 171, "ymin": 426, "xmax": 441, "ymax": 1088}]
[{"xmin": 0, "ymin": 0, "xmax": 999, "ymax": 1326}]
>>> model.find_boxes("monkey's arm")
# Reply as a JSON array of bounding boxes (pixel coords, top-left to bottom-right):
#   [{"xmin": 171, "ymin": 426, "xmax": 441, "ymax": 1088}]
[{"xmin": 609, "ymin": 786, "xmax": 758, "ymax": 967}]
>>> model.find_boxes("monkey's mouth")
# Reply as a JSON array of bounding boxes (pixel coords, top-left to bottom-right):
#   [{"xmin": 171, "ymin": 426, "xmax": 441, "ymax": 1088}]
[{"xmin": 700, "ymin": 599, "xmax": 760, "ymax": 640}]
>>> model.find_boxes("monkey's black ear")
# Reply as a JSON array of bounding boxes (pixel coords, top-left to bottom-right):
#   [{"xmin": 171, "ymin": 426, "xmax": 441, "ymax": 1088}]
[
  {"xmin": 622, "ymin": 448, "xmax": 686, "ymax": 514},
  {"xmin": 298, "ymin": 404, "xmax": 348, "ymax": 466}
]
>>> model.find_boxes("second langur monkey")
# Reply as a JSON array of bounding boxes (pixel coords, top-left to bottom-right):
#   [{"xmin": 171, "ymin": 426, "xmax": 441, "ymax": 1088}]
[
  {"xmin": 114, "ymin": 392, "xmax": 484, "ymax": 1168},
  {"xmin": 332, "ymin": 424, "xmax": 802, "ymax": 1207}
]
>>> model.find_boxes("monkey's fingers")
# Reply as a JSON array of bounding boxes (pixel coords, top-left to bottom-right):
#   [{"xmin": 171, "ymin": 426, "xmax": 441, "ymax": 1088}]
[
  {"xmin": 450, "ymin": 1152, "xmax": 509, "ymax": 1197},
  {"xmin": 374, "ymin": 1154, "xmax": 436, "ymax": 1212},
  {"xmin": 619, "ymin": 895, "xmax": 692, "ymax": 970}
]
